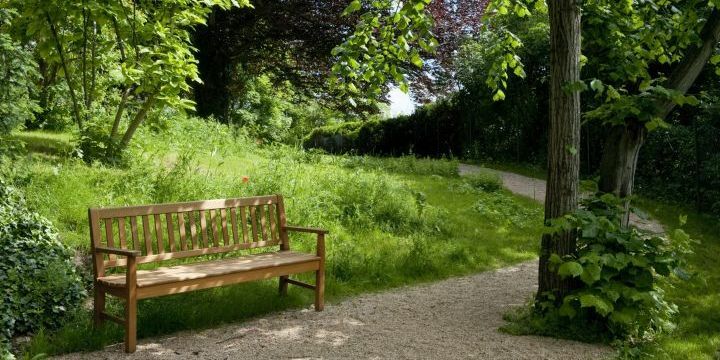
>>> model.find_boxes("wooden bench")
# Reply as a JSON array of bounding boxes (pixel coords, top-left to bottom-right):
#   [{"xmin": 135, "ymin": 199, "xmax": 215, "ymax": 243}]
[{"xmin": 88, "ymin": 195, "xmax": 327, "ymax": 353}]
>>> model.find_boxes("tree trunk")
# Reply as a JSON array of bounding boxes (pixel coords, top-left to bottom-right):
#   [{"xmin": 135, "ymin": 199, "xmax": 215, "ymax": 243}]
[
  {"xmin": 598, "ymin": 121, "xmax": 645, "ymax": 227},
  {"xmin": 598, "ymin": 9, "xmax": 720, "ymax": 223},
  {"xmin": 117, "ymin": 94, "xmax": 156, "ymax": 153},
  {"xmin": 537, "ymin": 0, "xmax": 582, "ymax": 302},
  {"xmin": 46, "ymin": 11, "xmax": 83, "ymax": 129}
]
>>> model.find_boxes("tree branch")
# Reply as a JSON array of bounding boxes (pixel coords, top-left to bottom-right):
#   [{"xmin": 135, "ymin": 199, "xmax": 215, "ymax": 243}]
[{"xmin": 658, "ymin": 9, "xmax": 720, "ymax": 119}]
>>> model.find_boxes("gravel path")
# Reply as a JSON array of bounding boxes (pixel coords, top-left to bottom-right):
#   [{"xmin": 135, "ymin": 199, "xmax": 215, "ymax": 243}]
[
  {"xmin": 58, "ymin": 262, "xmax": 611, "ymax": 360},
  {"xmin": 56, "ymin": 165, "xmax": 623, "ymax": 359},
  {"xmin": 459, "ymin": 164, "xmax": 664, "ymax": 234}
]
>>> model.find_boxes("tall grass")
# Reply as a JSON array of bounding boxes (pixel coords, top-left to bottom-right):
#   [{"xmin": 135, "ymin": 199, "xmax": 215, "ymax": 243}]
[{"xmin": 2, "ymin": 116, "xmax": 544, "ymax": 357}]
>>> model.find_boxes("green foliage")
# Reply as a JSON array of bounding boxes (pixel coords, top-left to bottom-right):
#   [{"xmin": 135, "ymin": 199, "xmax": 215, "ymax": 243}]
[
  {"xmin": 330, "ymin": 0, "xmax": 436, "ymax": 107},
  {"xmin": 634, "ymin": 198, "xmax": 720, "ymax": 359},
  {"xmin": 636, "ymin": 88, "xmax": 720, "ymax": 216},
  {"xmin": 304, "ymin": 98, "xmax": 465, "ymax": 157},
  {"xmin": 0, "ymin": 179, "xmax": 86, "ymax": 351},
  {"xmin": 541, "ymin": 194, "xmax": 692, "ymax": 344},
  {"xmin": 339, "ymin": 155, "xmax": 459, "ymax": 177},
  {"xmin": 228, "ymin": 72, "xmax": 348, "ymax": 145},
  {"xmin": 0, "ymin": 8, "xmax": 40, "ymax": 135},
  {"xmin": 464, "ymin": 170, "xmax": 502, "ymax": 192}
]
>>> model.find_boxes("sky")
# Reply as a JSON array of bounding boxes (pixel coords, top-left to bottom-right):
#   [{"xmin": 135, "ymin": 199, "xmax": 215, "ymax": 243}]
[{"xmin": 386, "ymin": 87, "xmax": 417, "ymax": 117}]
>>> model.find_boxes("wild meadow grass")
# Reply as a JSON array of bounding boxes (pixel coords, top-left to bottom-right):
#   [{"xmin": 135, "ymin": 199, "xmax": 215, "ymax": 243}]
[{"xmin": 2, "ymin": 117, "xmax": 544, "ymax": 357}]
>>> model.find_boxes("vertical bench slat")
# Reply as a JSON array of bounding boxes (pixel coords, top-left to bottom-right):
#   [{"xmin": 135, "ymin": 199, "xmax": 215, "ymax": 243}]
[
  {"xmin": 209, "ymin": 209, "xmax": 220, "ymax": 247},
  {"xmin": 118, "ymin": 217, "xmax": 127, "ymax": 249},
  {"xmin": 189, "ymin": 212, "xmax": 198, "ymax": 250},
  {"xmin": 142, "ymin": 215, "xmax": 153, "ymax": 255},
  {"xmin": 105, "ymin": 219, "xmax": 116, "ymax": 261},
  {"xmin": 250, "ymin": 206, "xmax": 259, "ymax": 243},
  {"xmin": 277, "ymin": 195, "xmax": 289, "ymax": 248},
  {"xmin": 240, "ymin": 207, "xmax": 249, "ymax": 243},
  {"xmin": 199, "ymin": 211, "xmax": 209, "ymax": 248},
  {"xmin": 268, "ymin": 204, "xmax": 277, "ymax": 242},
  {"xmin": 220, "ymin": 208, "xmax": 229, "ymax": 246},
  {"xmin": 130, "ymin": 216, "xmax": 140, "ymax": 252},
  {"xmin": 230, "ymin": 207, "xmax": 239, "ymax": 244},
  {"xmin": 166, "ymin": 213, "xmax": 176, "ymax": 252},
  {"xmin": 178, "ymin": 212, "xmax": 187, "ymax": 251},
  {"xmin": 259, "ymin": 206, "xmax": 268, "ymax": 242},
  {"xmin": 154, "ymin": 214, "xmax": 165, "ymax": 254}
]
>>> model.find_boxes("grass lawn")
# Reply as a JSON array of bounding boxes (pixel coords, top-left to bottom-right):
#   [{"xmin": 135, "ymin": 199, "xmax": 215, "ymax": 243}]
[
  {"xmin": 5, "ymin": 123, "xmax": 544, "ymax": 357},
  {"xmin": 636, "ymin": 198, "xmax": 720, "ymax": 359}
]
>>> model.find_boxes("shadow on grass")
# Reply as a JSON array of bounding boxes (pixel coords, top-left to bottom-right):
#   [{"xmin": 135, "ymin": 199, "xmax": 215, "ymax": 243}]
[{"xmin": 10, "ymin": 132, "xmax": 74, "ymax": 157}]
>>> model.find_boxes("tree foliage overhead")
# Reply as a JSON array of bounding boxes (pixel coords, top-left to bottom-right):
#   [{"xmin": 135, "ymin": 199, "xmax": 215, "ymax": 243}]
[{"xmin": 191, "ymin": 0, "xmax": 361, "ymax": 121}]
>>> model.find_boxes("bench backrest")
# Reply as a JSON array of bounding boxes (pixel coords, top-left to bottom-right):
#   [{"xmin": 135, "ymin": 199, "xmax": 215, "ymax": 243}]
[{"xmin": 89, "ymin": 195, "xmax": 289, "ymax": 275}]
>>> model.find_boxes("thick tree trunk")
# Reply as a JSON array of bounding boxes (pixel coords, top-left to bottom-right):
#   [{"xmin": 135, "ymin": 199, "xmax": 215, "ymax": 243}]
[
  {"xmin": 598, "ymin": 9, "xmax": 720, "ymax": 223},
  {"xmin": 598, "ymin": 122, "xmax": 645, "ymax": 227},
  {"xmin": 537, "ymin": 0, "xmax": 582, "ymax": 301}
]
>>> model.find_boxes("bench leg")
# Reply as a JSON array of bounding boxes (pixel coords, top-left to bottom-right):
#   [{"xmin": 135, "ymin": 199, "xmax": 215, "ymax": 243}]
[
  {"xmin": 125, "ymin": 296, "xmax": 137, "ymax": 353},
  {"xmin": 279, "ymin": 275, "xmax": 289, "ymax": 296},
  {"xmin": 93, "ymin": 285, "xmax": 105, "ymax": 327},
  {"xmin": 315, "ymin": 269, "xmax": 324, "ymax": 311}
]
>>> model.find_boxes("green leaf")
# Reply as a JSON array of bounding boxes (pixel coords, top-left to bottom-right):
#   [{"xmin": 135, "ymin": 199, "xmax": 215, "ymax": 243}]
[
  {"xmin": 579, "ymin": 294, "xmax": 613, "ymax": 316},
  {"xmin": 580, "ymin": 264, "xmax": 602, "ymax": 285},
  {"xmin": 557, "ymin": 261, "xmax": 583, "ymax": 277},
  {"xmin": 492, "ymin": 89, "xmax": 505, "ymax": 101},
  {"xmin": 343, "ymin": 0, "xmax": 362, "ymax": 16},
  {"xmin": 399, "ymin": 82, "xmax": 409, "ymax": 93},
  {"xmin": 559, "ymin": 301, "xmax": 577, "ymax": 318},
  {"xmin": 549, "ymin": 253, "xmax": 563, "ymax": 265},
  {"xmin": 410, "ymin": 53, "xmax": 423, "ymax": 68}
]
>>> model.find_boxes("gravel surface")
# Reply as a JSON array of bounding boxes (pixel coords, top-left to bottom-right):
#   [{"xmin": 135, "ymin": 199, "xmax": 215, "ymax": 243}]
[
  {"xmin": 459, "ymin": 164, "xmax": 665, "ymax": 234},
  {"xmin": 57, "ymin": 262, "xmax": 611, "ymax": 360}
]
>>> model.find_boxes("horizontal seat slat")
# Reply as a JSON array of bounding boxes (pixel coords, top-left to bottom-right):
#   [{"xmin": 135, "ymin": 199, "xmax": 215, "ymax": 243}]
[
  {"xmin": 104, "ymin": 240, "xmax": 282, "ymax": 267},
  {"xmin": 98, "ymin": 250, "xmax": 319, "ymax": 288}
]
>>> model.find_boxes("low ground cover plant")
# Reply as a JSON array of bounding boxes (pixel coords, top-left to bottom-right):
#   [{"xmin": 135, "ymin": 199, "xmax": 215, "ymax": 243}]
[{"xmin": 0, "ymin": 180, "xmax": 85, "ymax": 354}]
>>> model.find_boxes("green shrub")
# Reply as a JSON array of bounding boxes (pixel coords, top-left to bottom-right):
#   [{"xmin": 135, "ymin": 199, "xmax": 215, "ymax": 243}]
[
  {"xmin": 465, "ymin": 170, "xmax": 502, "ymax": 192},
  {"xmin": 340, "ymin": 155, "xmax": 459, "ymax": 177},
  {"xmin": 0, "ymin": 180, "xmax": 86, "ymax": 349},
  {"xmin": 541, "ymin": 194, "xmax": 691, "ymax": 344}
]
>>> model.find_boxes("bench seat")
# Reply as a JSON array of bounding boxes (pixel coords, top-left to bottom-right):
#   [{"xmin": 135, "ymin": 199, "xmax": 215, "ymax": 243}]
[{"xmin": 98, "ymin": 251, "xmax": 320, "ymax": 288}]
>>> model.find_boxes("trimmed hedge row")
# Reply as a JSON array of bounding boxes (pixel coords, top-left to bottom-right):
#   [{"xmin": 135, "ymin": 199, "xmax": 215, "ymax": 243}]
[{"xmin": 304, "ymin": 98, "xmax": 464, "ymax": 158}]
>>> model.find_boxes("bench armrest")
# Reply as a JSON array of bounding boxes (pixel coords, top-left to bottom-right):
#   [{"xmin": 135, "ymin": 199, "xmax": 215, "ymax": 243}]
[
  {"xmin": 283, "ymin": 225, "xmax": 328, "ymax": 234},
  {"xmin": 94, "ymin": 246, "xmax": 141, "ymax": 257}
]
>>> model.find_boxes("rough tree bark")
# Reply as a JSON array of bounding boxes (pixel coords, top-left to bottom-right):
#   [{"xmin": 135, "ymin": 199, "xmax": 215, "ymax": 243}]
[
  {"xmin": 598, "ymin": 9, "xmax": 720, "ymax": 227},
  {"xmin": 537, "ymin": 0, "xmax": 582, "ymax": 301}
]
